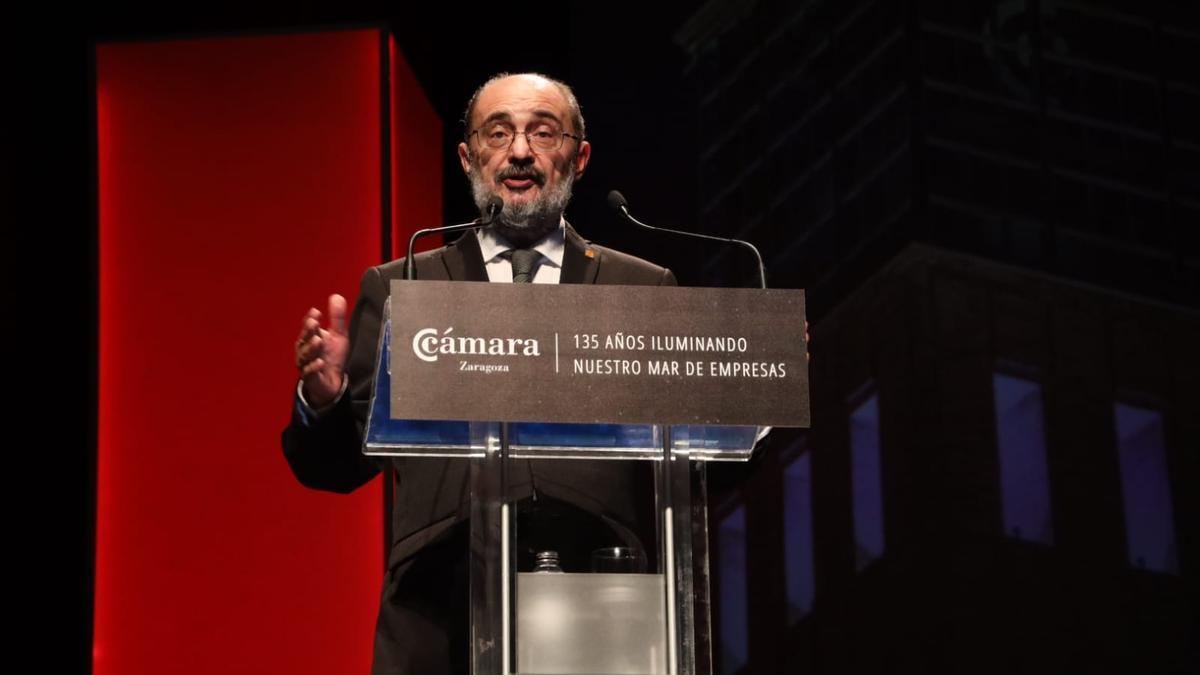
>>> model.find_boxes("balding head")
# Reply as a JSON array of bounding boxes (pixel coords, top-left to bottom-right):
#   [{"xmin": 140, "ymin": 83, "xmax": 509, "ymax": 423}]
[{"xmin": 462, "ymin": 72, "xmax": 586, "ymax": 144}]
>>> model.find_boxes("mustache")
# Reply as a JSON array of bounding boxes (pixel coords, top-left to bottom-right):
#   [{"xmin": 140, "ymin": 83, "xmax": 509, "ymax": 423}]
[{"xmin": 494, "ymin": 165, "xmax": 545, "ymax": 186}]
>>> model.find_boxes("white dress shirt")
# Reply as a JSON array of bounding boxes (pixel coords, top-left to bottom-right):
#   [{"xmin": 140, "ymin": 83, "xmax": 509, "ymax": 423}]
[{"xmin": 476, "ymin": 221, "xmax": 565, "ymax": 284}]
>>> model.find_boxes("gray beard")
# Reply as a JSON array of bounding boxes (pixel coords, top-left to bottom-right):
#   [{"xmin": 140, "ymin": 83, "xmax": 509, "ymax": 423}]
[{"xmin": 470, "ymin": 166, "xmax": 575, "ymax": 247}]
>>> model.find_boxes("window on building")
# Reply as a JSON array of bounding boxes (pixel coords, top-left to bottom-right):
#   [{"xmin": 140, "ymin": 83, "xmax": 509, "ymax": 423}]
[
  {"xmin": 1114, "ymin": 403, "xmax": 1178, "ymax": 574},
  {"xmin": 993, "ymin": 373, "xmax": 1054, "ymax": 544},
  {"xmin": 850, "ymin": 391, "xmax": 884, "ymax": 570},
  {"xmin": 783, "ymin": 451, "xmax": 815, "ymax": 622},
  {"xmin": 717, "ymin": 504, "xmax": 748, "ymax": 674}
]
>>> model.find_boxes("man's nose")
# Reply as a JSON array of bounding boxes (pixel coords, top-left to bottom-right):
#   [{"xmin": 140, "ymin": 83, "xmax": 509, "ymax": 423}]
[{"xmin": 508, "ymin": 132, "xmax": 533, "ymax": 160}]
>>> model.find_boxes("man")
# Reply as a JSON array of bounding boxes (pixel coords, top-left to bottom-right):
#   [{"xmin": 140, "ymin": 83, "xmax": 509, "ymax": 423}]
[{"xmin": 283, "ymin": 73, "xmax": 675, "ymax": 674}]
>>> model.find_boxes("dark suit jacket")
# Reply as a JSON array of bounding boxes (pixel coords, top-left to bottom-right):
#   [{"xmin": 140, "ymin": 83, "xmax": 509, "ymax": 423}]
[{"xmin": 281, "ymin": 224, "xmax": 675, "ymax": 674}]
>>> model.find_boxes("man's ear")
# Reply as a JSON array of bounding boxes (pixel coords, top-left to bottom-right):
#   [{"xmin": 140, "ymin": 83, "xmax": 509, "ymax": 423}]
[
  {"xmin": 573, "ymin": 140, "xmax": 591, "ymax": 178},
  {"xmin": 457, "ymin": 142, "xmax": 472, "ymax": 174}
]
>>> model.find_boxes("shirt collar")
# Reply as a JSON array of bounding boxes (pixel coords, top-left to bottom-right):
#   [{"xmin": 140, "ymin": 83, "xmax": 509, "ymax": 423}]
[{"xmin": 476, "ymin": 217, "xmax": 566, "ymax": 268}]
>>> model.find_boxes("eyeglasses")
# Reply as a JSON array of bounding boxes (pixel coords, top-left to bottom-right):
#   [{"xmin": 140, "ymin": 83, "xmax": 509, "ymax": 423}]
[{"xmin": 469, "ymin": 123, "xmax": 582, "ymax": 153}]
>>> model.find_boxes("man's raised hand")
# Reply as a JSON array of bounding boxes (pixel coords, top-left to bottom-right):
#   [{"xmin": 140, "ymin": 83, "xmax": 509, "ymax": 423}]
[{"xmin": 295, "ymin": 294, "xmax": 349, "ymax": 409}]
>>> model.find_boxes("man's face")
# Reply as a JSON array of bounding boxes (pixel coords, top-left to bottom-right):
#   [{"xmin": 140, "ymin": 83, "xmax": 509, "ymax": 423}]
[{"xmin": 458, "ymin": 75, "xmax": 591, "ymax": 245}]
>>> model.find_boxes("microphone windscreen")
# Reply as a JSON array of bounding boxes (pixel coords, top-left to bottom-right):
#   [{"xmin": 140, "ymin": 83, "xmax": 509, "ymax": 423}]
[
  {"xmin": 486, "ymin": 195, "xmax": 504, "ymax": 217},
  {"xmin": 606, "ymin": 190, "xmax": 628, "ymax": 212}
]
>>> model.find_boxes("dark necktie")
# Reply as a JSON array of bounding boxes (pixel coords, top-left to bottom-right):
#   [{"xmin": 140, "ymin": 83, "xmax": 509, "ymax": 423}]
[
  {"xmin": 509, "ymin": 248, "xmax": 540, "ymax": 283},
  {"xmin": 507, "ymin": 248, "xmax": 543, "ymax": 508}
]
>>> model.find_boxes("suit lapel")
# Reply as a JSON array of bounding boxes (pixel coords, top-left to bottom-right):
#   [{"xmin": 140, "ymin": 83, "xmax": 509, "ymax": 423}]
[
  {"xmin": 440, "ymin": 230, "xmax": 489, "ymax": 282},
  {"xmin": 561, "ymin": 222, "xmax": 599, "ymax": 285},
  {"xmin": 438, "ymin": 224, "xmax": 597, "ymax": 283}
]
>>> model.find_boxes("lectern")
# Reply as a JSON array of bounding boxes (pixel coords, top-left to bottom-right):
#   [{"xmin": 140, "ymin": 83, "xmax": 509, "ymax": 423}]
[{"xmin": 365, "ymin": 282, "xmax": 807, "ymax": 675}]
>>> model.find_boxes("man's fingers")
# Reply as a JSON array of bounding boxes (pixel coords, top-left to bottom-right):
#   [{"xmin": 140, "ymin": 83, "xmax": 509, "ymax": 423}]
[
  {"xmin": 296, "ymin": 334, "xmax": 324, "ymax": 368},
  {"xmin": 301, "ymin": 358, "xmax": 325, "ymax": 378},
  {"xmin": 328, "ymin": 294, "xmax": 348, "ymax": 336},
  {"xmin": 298, "ymin": 308, "xmax": 322, "ymax": 342},
  {"xmin": 295, "ymin": 298, "xmax": 344, "ymax": 374}
]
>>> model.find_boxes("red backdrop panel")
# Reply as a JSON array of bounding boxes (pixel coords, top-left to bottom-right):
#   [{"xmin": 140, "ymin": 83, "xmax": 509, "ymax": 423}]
[{"xmin": 95, "ymin": 28, "xmax": 438, "ymax": 674}]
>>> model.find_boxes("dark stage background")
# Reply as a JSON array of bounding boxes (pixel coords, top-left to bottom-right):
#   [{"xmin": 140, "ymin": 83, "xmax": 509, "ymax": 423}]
[{"xmin": 3, "ymin": 1, "xmax": 1196, "ymax": 673}]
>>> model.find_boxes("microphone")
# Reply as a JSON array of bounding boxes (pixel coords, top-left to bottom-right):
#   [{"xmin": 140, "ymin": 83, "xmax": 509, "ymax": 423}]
[
  {"xmin": 404, "ymin": 196, "xmax": 503, "ymax": 280},
  {"xmin": 485, "ymin": 195, "xmax": 503, "ymax": 220},
  {"xmin": 607, "ymin": 190, "xmax": 767, "ymax": 289}
]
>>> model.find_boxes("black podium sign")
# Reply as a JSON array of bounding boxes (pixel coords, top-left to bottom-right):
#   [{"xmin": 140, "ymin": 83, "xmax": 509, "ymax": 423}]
[{"xmin": 388, "ymin": 280, "xmax": 809, "ymax": 427}]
